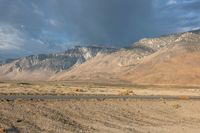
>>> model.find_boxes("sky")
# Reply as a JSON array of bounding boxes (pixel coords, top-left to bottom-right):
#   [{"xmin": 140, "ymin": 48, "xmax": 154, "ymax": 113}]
[{"xmin": 0, "ymin": 0, "xmax": 200, "ymax": 59}]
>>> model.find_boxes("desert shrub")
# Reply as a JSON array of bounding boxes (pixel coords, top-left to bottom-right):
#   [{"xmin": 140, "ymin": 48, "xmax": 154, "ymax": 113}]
[
  {"xmin": 172, "ymin": 104, "xmax": 181, "ymax": 109},
  {"xmin": 74, "ymin": 88, "xmax": 86, "ymax": 92},
  {"xmin": 179, "ymin": 96, "xmax": 189, "ymax": 100},
  {"xmin": 17, "ymin": 82, "xmax": 32, "ymax": 86},
  {"xmin": 119, "ymin": 89, "xmax": 135, "ymax": 95}
]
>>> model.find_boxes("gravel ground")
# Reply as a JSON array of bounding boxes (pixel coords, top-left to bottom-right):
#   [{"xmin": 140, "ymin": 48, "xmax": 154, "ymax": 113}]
[{"xmin": 1, "ymin": 99, "xmax": 200, "ymax": 133}]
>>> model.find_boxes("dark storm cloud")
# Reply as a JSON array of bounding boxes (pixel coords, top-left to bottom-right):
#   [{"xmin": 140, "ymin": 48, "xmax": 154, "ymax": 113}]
[
  {"xmin": 42, "ymin": 0, "xmax": 155, "ymax": 45},
  {"xmin": 0, "ymin": 0, "xmax": 200, "ymax": 59},
  {"xmin": 50, "ymin": 0, "xmax": 154, "ymax": 46},
  {"xmin": 0, "ymin": 0, "xmax": 154, "ymax": 47}
]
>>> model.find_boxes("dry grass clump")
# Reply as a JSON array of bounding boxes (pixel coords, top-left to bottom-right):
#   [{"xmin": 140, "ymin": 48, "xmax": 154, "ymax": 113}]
[
  {"xmin": 119, "ymin": 89, "xmax": 135, "ymax": 95},
  {"xmin": 179, "ymin": 96, "xmax": 189, "ymax": 100},
  {"xmin": 73, "ymin": 88, "xmax": 86, "ymax": 93},
  {"xmin": 17, "ymin": 82, "xmax": 33, "ymax": 86},
  {"xmin": 172, "ymin": 104, "xmax": 181, "ymax": 109}
]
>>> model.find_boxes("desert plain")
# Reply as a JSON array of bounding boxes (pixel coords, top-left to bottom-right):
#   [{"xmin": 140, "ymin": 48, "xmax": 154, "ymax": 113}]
[{"xmin": 0, "ymin": 81, "xmax": 200, "ymax": 133}]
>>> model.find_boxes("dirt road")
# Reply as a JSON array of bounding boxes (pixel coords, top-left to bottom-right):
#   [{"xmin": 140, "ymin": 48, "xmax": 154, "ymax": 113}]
[{"xmin": 0, "ymin": 94, "xmax": 199, "ymax": 101}]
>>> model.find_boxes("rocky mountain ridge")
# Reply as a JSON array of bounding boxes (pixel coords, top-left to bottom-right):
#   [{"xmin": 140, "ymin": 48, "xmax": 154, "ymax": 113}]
[
  {"xmin": 52, "ymin": 29, "xmax": 200, "ymax": 83},
  {"xmin": 134, "ymin": 29, "xmax": 200, "ymax": 51},
  {"xmin": 1, "ymin": 29, "xmax": 200, "ymax": 84},
  {"xmin": 0, "ymin": 46, "xmax": 116, "ymax": 80}
]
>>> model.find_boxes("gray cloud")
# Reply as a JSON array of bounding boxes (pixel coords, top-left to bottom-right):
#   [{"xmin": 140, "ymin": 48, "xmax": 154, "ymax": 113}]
[
  {"xmin": 153, "ymin": 0, "xmax": 200, "ymax": 33},
  {"xmin": 0, "ymin": 24, "xmax": 24, "ymax": 51},
  {"xmin": 0, "ymin": 0, "xmax": 200, "ymax": 59}
]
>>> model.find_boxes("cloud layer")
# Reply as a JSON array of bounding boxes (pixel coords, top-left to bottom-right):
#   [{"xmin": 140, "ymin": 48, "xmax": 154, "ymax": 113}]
[
  {"xmin": 0, "ymin": 0, "xmax": 200, "ymax": 59},
  {"xmin": 0, "ymin": 24, "xmax": 24, "ymax": 51},
  {"xmin": 154, "ymin": 0, "xmax": 200, "ymax": 33}
]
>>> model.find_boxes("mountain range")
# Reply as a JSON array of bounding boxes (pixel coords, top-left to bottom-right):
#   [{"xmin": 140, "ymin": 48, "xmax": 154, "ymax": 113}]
[{"xmin": 1, "ymin": 30, "xmax": 200, "ymax": 85}]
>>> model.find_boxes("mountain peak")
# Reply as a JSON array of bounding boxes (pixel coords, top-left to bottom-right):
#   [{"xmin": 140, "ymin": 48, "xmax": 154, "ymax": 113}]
[{"xmin": 134, "ymin": 29, "xmax": 200, "ymax": 51}]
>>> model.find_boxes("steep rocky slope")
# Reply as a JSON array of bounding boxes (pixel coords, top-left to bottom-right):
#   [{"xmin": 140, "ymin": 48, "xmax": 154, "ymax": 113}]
[
  {"xmin": 0, "ymin": 46, "xmax": 116, "ymax": 80},
  {"xmin": 51, "ymin": 46, "xmax": 155, "ymax": 82},
  {"xmin": 52, "ymin": 30, "xmax": 200, "ymax": 84}
]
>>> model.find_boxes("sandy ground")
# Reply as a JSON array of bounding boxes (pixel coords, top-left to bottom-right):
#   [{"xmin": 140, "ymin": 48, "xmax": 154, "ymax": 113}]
[
  {"xmin": 1, "ymin": 81, "xmax": 200, "ymax": 96},
  {"xmin": 0, "ymin": 99, "xmax": 200, "ymax": 133},
  {"xmin": 1, "ymin": 81, "xmax": 200, "ymax": 133}
]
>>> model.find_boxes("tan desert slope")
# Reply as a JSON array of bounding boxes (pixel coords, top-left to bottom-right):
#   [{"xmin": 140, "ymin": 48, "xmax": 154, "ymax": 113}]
[
  {"xmin": 1, "ymin": 30, "xmax": 200, "ymax": 85},
  {"xmin": 51, "ymin": 30, "xmax": 200, "ymax": 85},
  {"xmin": 123, "ymin": 43, "xmax": 200, "ymax": 85},
  {"xmin": 123, "ymin": 31, "xmax": 200, "ymax": 85},
  {"xmin": 50, "ymin": 47, "xmax": 154, "ymax": 82}
]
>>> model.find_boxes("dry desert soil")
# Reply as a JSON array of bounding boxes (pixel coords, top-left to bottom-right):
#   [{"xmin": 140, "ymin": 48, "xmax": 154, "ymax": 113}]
[
  {"xmin": 1, "ymin": 82, "xmax": 200, "ymax": 133},
  {"xmin": 1, "ymin": 99, "xmax": 200, "ymax": 133}
]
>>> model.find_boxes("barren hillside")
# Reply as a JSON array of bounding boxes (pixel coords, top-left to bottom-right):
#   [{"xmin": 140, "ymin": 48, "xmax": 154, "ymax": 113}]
[
  {"xmin": 52, "ymin": 30, "xmax": 200, "ymax": 85},
  {"xmin": 1, "ymin": 30, "xmax": 200, "ymax": 85},
  {"xmin": 0, "ymin": 46, "xmax": 116, "ymax": 81}
]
